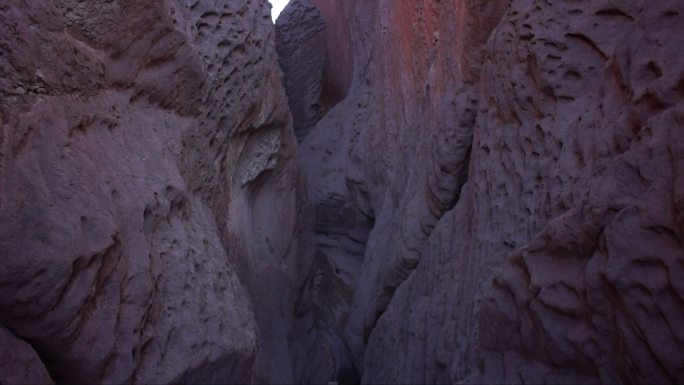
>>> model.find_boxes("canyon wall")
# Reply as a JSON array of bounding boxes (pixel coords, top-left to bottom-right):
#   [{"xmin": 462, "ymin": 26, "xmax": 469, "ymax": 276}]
[
  {"xmin": 0, "ymin": 0, "xmax": 308, "ymax": 383},
  {"xmin": 1, "ymin": 0, "xmax": 683, "ymax": 383},
  {"xmin": 278, "ymin": 0, "xmax": 684, "ymax": 383}
]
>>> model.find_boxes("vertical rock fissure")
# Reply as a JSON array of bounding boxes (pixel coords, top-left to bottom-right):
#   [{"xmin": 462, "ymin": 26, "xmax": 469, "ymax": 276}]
[
  {"xmin": 274, "ymin": 0, "xmax": 494, "ymax": 381},
  {"xmin": 3, "ymin": 0, "xmax": 684, "ymax": 384}
]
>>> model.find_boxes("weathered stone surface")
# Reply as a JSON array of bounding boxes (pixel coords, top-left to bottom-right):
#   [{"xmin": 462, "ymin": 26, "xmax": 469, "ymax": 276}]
[
  {"xmin": 279, "ymin": 0, "xmax": 505, "ymax": 382},
  {"xmin": 476, "ymin": 1, "xmax": 684, "ymax": 382},
  {"xmin": 275, "ymin": 0, "xmax": 329, "ymax": 141},
  {"xmin": 0, "ymin": 0, "xmax": 305, "ymax": 383},
  {"xmin": 3, "ymin": 0, "xmax": 683, "ymax": 383},
  {"xmin": 279, "ymin": 0, "xmax": 684, "ymax": 383},
  {"xmin": 0, "ymin": 325, "xmax": 52, "ymax": 384}
]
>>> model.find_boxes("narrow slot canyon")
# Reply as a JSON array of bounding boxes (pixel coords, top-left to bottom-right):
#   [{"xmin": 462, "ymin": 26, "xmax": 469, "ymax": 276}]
[{"xmin": 1, "ymin": 0, "xmax": 683, "ymax": 384}]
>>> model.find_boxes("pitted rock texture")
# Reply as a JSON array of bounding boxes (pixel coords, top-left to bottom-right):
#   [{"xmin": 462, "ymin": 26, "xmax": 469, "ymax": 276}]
[
  {"xmin": 279, "ymin": 0, "xmax": 507, "ymax": 382},
  {"xmin": 278, "ymin": 0, "xmax": 684, "ymax": 384},
  {"xmin": 476, "ymin": 1, "xmax": 684, "ymax": 383},
  {"xmin": 3, "ymin": 0, "xmax": 684, "ymax": 383},
  {"xmin": 275, "ymin": 0, "xmax": 330, "ymax": 141},
  {"xmin": 0, "ymin": 0, "xmax": 306, "ymax": 383}
]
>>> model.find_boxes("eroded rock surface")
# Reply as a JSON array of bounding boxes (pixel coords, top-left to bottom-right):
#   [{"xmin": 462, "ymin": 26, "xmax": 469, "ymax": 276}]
[
  {"xmin": 477, "ymin": 1, "xmax": 684, "ymax": 383},
  {"xmin": 0, "ymin": 325, "xmax": 52, "ymax": 384},
  {"xmin": 278, "ymin": 0, "xmax": 684, "ymax": 383},
  {"xmin": 0, "ymin": 0, "xmax": 306, "ymax": 383},
  {"xmin": 275, "ymin": 0, "xmax": 328, "ymax": 141},
  {"xmin": 2, "ymin": 0, "xmax": 683, "ymax": 383}
]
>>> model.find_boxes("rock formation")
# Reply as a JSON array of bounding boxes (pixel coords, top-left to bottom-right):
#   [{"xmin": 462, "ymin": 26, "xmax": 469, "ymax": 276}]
[
  {"xmin": 0, "ymin": 0, "xmax": 308, "ymax": 383},
  {"xmin": 1, "ymin": 0, "xmax": 683, "ymax": 384},
  {"xmin": 278, "ymin": 0, "xmax": 684, "ymax": 383},
  {"xmin": 275, "ymin": 0, "xmax": 327, "ymax": 141}
]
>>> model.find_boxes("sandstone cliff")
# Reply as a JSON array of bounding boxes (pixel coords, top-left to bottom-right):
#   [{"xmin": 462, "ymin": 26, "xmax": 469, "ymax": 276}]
[
  {"xmin": 0, "ymin": 0, "xmax": 307, "ymax": 383},
  {"xmin": 1, "ymin": 0, "xmax": 683, "ymax": 384},
  {"xmin": 278, "ymin": 0, "xmax": 684, "ymax": 383}
]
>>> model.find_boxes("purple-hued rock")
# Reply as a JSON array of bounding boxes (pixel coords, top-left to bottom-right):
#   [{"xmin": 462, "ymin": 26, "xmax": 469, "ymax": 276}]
[
  {"xmin": 2, "ymin": 0, "xmax": 683, "ymax": 383},
  {"xmin": 276, "ymin": 0, "xmax": 332, "ymax": 141},
  {"xmin": 278, "ymin": 0, "xmax": 684, "ymax": 383},
  {"xmin": 0, "ymin": 0, "xmax": 306, "ymax": 383}
]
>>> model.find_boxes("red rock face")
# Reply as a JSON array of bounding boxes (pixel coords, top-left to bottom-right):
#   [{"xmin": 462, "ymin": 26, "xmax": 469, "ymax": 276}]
[
  {"xmin": 278, "ymin": 0, "xmax": 684, "ymax": 383},
  {"xmin": 309, "ymin": 0, "xmax": 354, "ymax": 97},
  {"xmin": 0, "ymin": 0, "xmax": 307, "ymax": 383}
]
